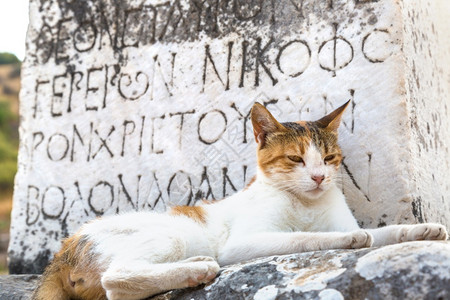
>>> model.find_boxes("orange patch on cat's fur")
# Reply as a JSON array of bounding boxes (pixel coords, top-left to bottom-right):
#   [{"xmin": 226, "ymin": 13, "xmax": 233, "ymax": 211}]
[
  {"xmin": 170, "ymin": 206, "xmax": 207, "ymax": 224},
  {"xmin": 244, "ymin": 176, "xmax": 257, "ymax": 190},
  {"xmin": 32, "ymin": 233, "xmax": 106, "ymax": 300},
  {"xmin": 257, "ymin": 135, "xmax": 311, "ymax": 176}
]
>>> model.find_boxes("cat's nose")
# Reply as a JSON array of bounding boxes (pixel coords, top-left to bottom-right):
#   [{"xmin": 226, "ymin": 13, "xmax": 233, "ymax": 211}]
[{"xmin": 311, "ymin": 175, "xmax": 325, "ymax": 185}]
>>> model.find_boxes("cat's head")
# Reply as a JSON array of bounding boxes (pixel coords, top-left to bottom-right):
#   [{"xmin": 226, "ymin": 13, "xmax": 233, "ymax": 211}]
[{"xmin": 251, "ymin": 101, "xmax": 349, "ymax": 200}]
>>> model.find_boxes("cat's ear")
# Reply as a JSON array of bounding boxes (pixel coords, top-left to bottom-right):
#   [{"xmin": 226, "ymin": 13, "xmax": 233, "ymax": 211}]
[
  {"xmin": 314, "ymin": 100, "xmax": 350, "ymax": 133},
  {"xmin": 251, "ymin": 103, "xmax": 286, "ymax": 146}
]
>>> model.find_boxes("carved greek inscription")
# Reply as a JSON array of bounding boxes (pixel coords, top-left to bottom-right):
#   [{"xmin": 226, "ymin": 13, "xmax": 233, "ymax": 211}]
[
  {"xmin": 26, "ymin": 186, "xmax": 40, "ymax": 226},
  {"xmin": 362, "ymin": 29, "xmax": 393, "ymax": 63},
  {"xmin": 318, "ymin": 23, "xmax": 354, "ymax": 77},
  {"xmin": 202, "ymin": 44, "xmax": 231, "ymax": 92},
  {"xmin": 55, "ymin": 18, "xmax": 72, "ymax": 64},
  {"xmin": 73, "ymin": 20, "xmax": 97, "ymax": 53},
  {"xmin": 118, "ymin": 71, "xmax": 149, "ymax": 101},
  {"xmin": 36, "ymin": 22, "xmax": 53, "ymax": 64},
  {"xmin": 52, "ymin": 73, "xmax": 67, "ymax": 117},
  {"xmin": 341, "ymin": 154, "xmax": 372, "ymax": 203},
  {"xmin": 30, "ymin": 26, "xmax": 388, "ymax": 108},
  {"xmin": 169, "ymin": 110, "xmax": 196, "ymax": 148},
  {"xmin": 150, "ymin": 54, "xmax": 175, "ymax": 99},
  {"xmin": 47, "ymin": 134, "xmax": 70, "ymax": 161},
  {"xmin": 198, "ymin": 110, "xmax": 228, "ymax": 145},
  {"xmin": 276, "ymin": 40, "xmax": 311, "ymax": 78},
  {"xmin": 33, "ymin": 80, "xmax": 50, "ymax": 118},
  {"xmin": 89, "ymin": 181, "xmax": 114, "ymax": 216},
  {"xmin": 346, "ymin": 89, "xmax": 356, "ymax": 134},
  {"xmin": 255, "ymin": 37, "xmax": 278, "ymax": 86},
  {"xmin": 42, "ymin": 186, "xmax": 66, "ymax": 219},
  {"xmin": 24, "ymin": 165, "xmax": 249, "ymax": 224},
  {"xmin": 67, "ymin": 71, "xmax": 83, "ymax": 113},
  {"xmin": 230, "ymin": 102, "xmax": 252, "ymax": 144},
  {"xmin": 86, "ymin": 66, "xmax": 107, "ymax": 110},
  {"xmin": 32, "ymin": 0, "xmax": 385, "ymax": 67}
]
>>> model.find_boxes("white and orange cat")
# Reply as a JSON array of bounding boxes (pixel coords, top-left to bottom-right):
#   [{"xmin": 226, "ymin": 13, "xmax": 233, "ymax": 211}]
[{"xmin": 33, "ymin": 101, "xmax": 448, "ymax": 300}]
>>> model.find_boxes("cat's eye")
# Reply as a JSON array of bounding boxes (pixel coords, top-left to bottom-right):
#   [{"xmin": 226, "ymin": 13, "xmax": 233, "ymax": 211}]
[
  {"xmin": 324, "ymin": 154, "xmax": 336, "ymax": 162},
  {"xmin": 288, "ymin": 155, "xmax": 304, "ymax": 164}
]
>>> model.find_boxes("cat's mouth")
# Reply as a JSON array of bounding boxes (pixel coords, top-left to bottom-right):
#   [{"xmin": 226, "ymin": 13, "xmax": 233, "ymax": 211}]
[{"xmin": 306, "ymin": 187, "xmax": 324, "ymax": 194}]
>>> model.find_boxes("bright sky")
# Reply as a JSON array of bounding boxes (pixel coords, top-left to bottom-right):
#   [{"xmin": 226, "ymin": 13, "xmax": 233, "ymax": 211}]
[{"xmin": 0, "ymin": 0, "xmax": 29, "ymax": 60}]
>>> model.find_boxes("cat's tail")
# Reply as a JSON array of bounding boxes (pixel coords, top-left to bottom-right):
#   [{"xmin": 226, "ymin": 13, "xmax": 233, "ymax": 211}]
[
  {"xmin": 32, "ymin": 259, "xmax": 71, "ymax": 300},
  {"xmin": 32, "ymin": 234, "xmax": 105, "ymax": 300}
]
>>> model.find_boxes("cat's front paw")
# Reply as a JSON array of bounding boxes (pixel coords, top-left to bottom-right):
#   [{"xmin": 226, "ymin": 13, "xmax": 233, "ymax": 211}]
[
  {"xmin": 183, "ymin": 256, "xmax": 217, "ymax": 263},
  {"xmin": 348, "ymin": 230, "xmax": 373, "ymax": 249},
  {"xmin": 185, "ymin": 259, "xmax": 220, "ymax": 288},
  {"xmin": 401, "ymin": 223, "xmax": 448, "ymax": 242}
]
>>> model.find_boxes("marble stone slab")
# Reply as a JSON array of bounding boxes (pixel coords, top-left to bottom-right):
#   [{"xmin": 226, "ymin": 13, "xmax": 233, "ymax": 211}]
[{"xmin": 9, "ymin": 0, "xmax": 450, "ymax": 273}]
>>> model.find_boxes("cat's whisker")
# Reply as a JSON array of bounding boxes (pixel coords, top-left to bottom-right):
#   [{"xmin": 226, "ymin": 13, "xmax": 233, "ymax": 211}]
[{"xmin": 333, "ymin": 178, "xmax": 357, "ymax": 187}]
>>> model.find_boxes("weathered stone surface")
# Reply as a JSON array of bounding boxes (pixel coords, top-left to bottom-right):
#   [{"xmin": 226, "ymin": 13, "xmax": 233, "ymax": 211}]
[
  {"xmin": 155, "ymin": 241, "xmax": 450, "ymax": 300},
  {"xmin": 2, "ymin": 242, "xmax": 449, "ymax": 299},
  {"xmin": 401, "ymin": 1, "xmax": 450, "ymax": 226},
  {"xmin": 10, "ymin": 0, "xmax": 450, "ymax": 273},
  {"xmin": 0, "ymin": 275, "xmax": 40, "ymax": 300}
]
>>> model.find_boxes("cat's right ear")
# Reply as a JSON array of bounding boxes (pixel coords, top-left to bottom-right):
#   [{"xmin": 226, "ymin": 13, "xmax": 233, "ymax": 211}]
[
  {"xmin": 251, "ymin": 103, "xmax": 285, "ymax": 147},
  {"xmin": 314, "ymin": 100, "xmax": 350, "ymax": 133}
]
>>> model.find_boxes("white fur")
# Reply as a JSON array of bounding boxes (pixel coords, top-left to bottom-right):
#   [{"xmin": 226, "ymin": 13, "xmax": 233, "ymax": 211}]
[{"xmin": 78, "ymin": 144, "xmax": 448, "ymax": 300}]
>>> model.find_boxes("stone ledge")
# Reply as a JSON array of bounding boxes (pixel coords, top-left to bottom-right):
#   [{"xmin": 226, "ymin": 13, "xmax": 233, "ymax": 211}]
[
  {"xmin": 2, "ymin": 241, "xmax": 449, "ymax": 300},
  {"xmin": 0, "ymin": 274, "xmax": 40, "ymax": 300}
]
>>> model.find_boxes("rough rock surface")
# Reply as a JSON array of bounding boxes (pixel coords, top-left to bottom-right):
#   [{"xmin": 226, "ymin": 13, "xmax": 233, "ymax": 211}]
[
  {"xmin": 1, "ymin": 241, "xmax": 449, "ymax": 300},
  {"xmin": 9, "ymin": 0, "xmax": 450, "ymax": 273},
  {"xmin": 401, "ymin": 1, "xmax": 450, "ymax": 227},
  {"xmin": 0, "ymin": 274, "xmax": 39, "ymax": 300}
]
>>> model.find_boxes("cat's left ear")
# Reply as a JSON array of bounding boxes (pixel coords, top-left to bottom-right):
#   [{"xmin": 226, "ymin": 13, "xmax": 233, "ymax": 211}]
[
  {"xmin": 314, "ymin": 100, "xmax": 350, "ymax": 133},
  {"xmin": 251, "ymin": 103, "xmax": 286, "ymax": 146}
]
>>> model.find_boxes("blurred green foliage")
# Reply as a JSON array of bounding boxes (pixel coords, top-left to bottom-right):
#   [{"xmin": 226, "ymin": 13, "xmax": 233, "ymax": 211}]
[
  {"xmin": 0, "ymin": 53, "xmax": 20, "ymax": 65},
  {"xmin": 0, "ymin": 101, "xmax": 18, "ymax": 190}
]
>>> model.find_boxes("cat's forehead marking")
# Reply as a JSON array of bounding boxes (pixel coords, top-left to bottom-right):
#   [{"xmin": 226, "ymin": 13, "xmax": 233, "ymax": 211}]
[
  {"xmin": 282, "ymin": 122, "xmax": 307, "ymax": 133},
  {"xmin": 304, "ymin": 142, "xmax": 324, "ymax": 166},
  {"xmin": 281, "ymin": 121, "xmax": 324, "ymax": 143}
]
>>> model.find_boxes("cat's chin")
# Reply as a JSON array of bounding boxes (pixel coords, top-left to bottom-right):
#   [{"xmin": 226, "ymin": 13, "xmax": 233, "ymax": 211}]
[
  {"xmin": 287, "ymin": 187, "xmax": 327, "ymax": 200},
  {"xmin": 302, "ymin": 187, "xmax": 327, "ymax": 199}
]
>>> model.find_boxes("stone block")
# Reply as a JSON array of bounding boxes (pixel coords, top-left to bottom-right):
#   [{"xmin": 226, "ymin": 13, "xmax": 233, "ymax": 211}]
[
  {"xmin": 160, "ymin": 241, "xmax": 450, "ymax": 300},
  {"xmin": 0, "ymin": 274, "xmax": 39, "ymax": 300},
  {"xmin": 1, "ymin": 242, "xmax": 450, "ymax": 299},
  {"xmin": 9, "ymin": 0, "xmax": 450, "ymax": 273}
]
